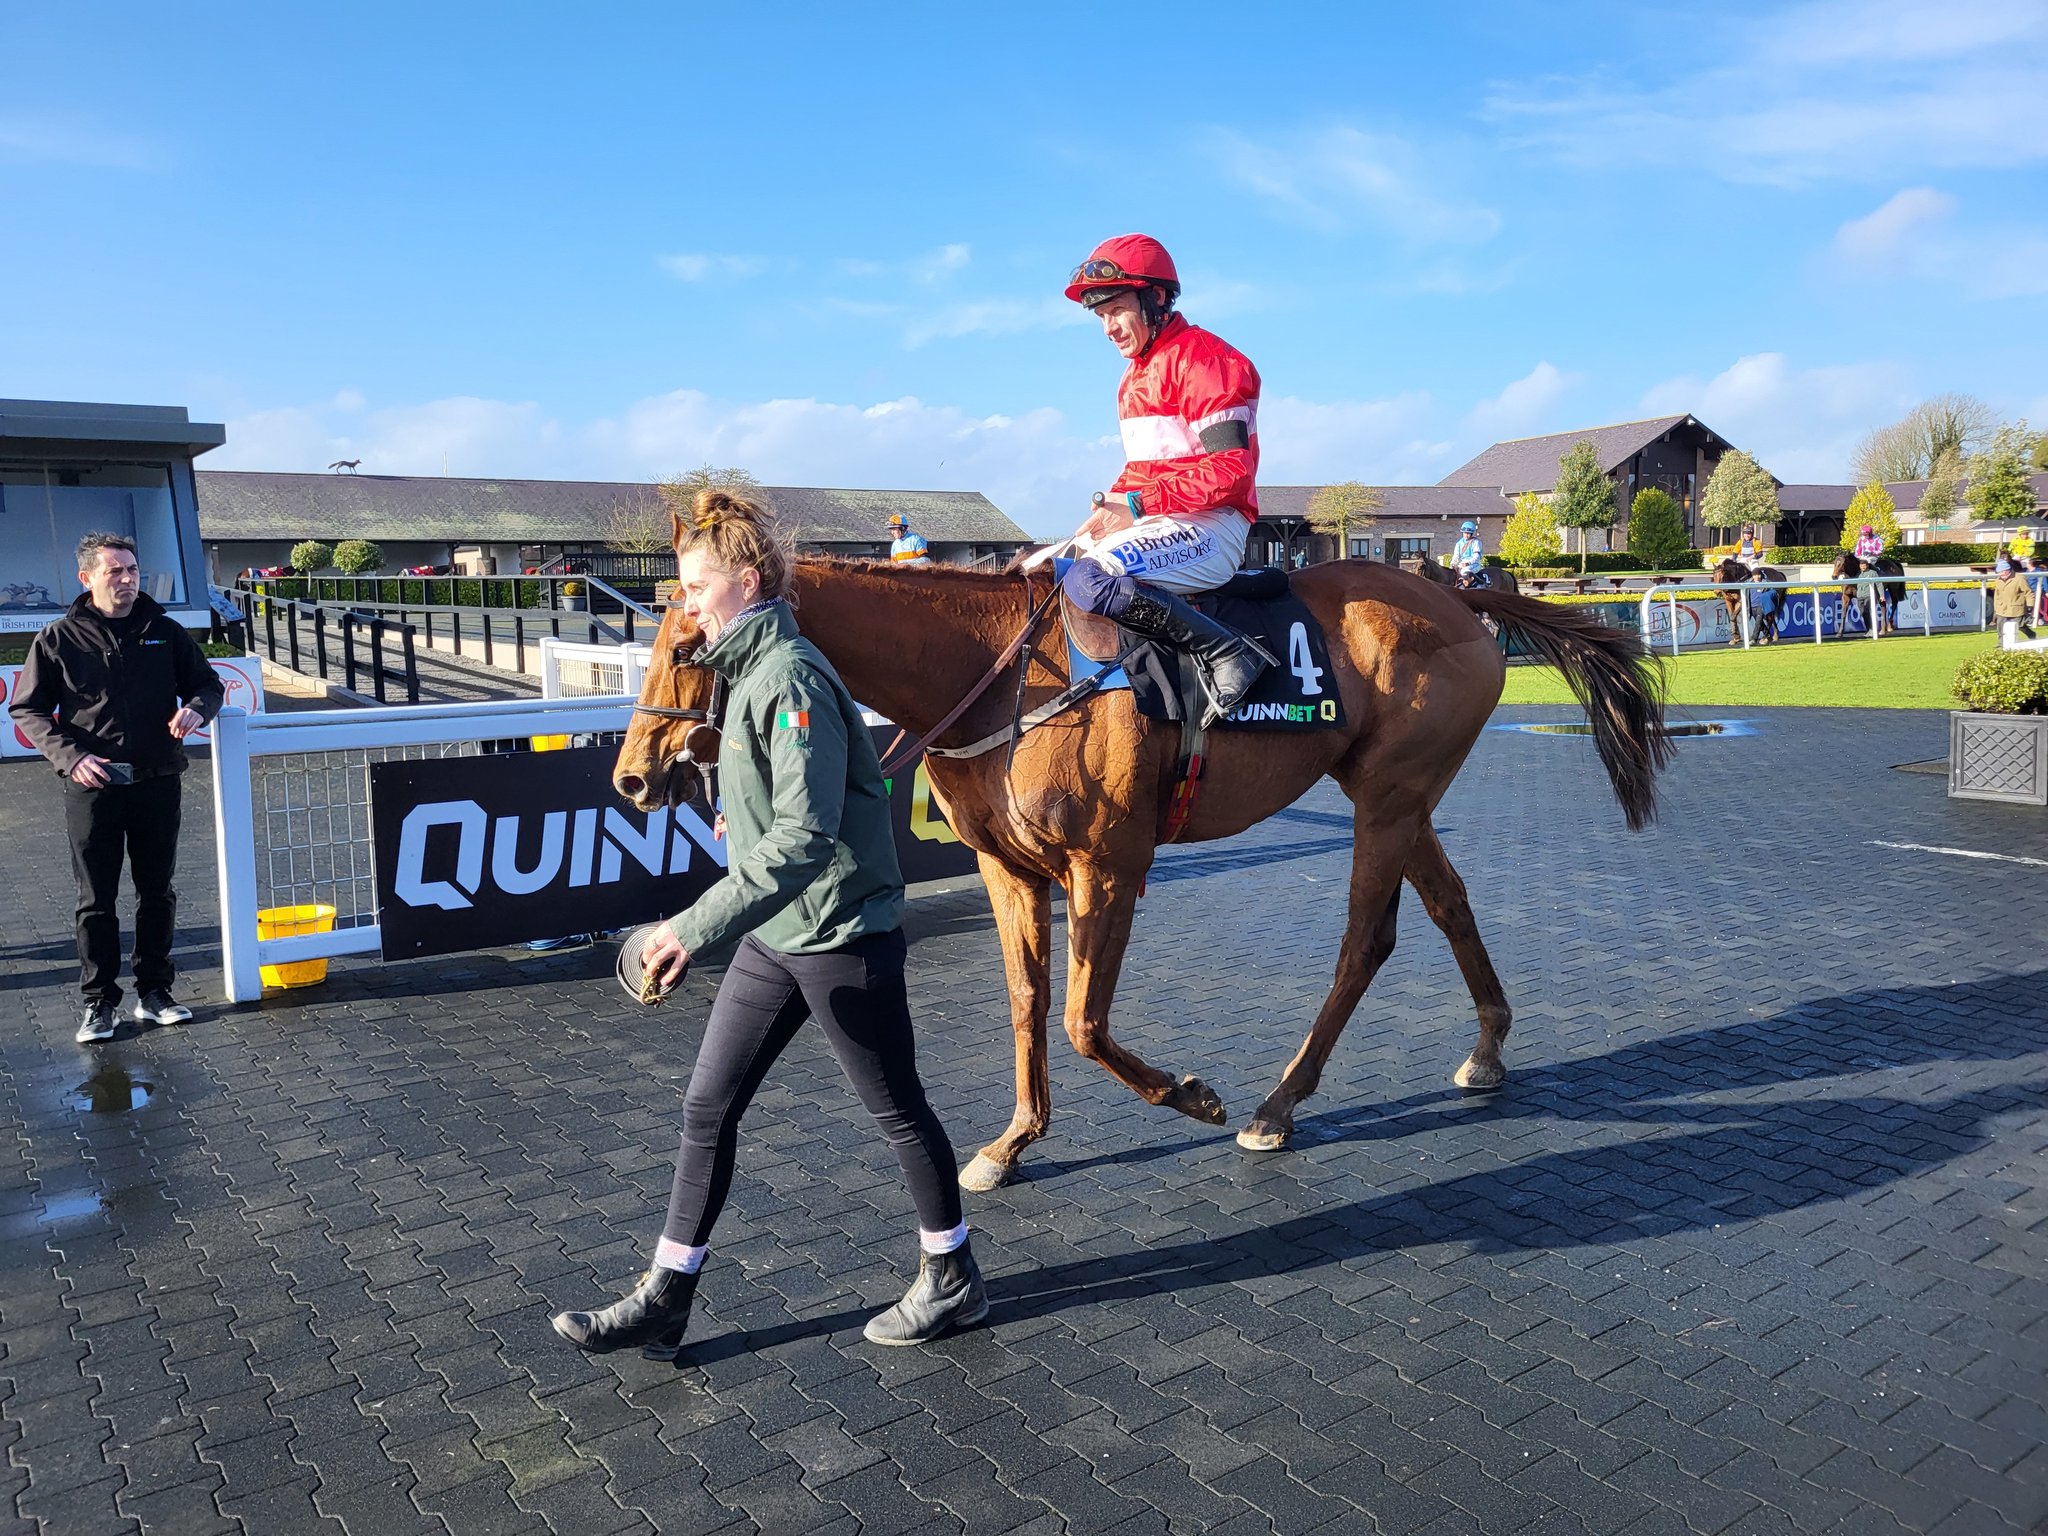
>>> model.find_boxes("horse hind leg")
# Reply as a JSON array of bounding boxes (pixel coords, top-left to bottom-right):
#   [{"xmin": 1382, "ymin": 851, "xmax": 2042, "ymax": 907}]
[
  {"xmin": 1238, "ymin": 815, "xmax": 1417, "ymax": 1152},
  {"xmin": 1405, "ymin": 825, "xmax": 1511, "ymax": 1090}
]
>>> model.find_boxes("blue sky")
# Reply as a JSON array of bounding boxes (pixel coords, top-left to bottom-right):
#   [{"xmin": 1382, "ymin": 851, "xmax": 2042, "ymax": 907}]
[{"xmin": 4, "ymin": 1, "xmax": 2044, "ymax": 534}]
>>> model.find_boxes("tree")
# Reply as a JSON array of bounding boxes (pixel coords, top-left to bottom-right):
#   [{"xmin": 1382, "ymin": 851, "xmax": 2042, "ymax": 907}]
[
  {"xmin": 1304, "ymin": 481, "xmax": 1383, "ymax": 557},
  {"xmin": 332, "ymin": 539, "xmax": 385, "ymax": 574},
  {"xmin": 1550, "ymin": 441, "xmax": 1617, "ymax": 572},
  {"xmin": 1969, "ymin": 421, "xmax": 2038, "ymax": 526},
  {"xmin": 1918, "ymin": 450, "xmax": 1964, "ymax": 524},
  {"xmin": 600, "ymin": 487, "xmax": 674, "ymax": 554},
  {"xmin": 2031, "ymin": 431, "xmax": 2048, "ymax": 472},
  {"xmin": 1850, "ymin": 393, "xmax": 1997, "ymax": 484},
  {"xmin": 1699, "ymin": 450, "xmax": 1778, "ymax": 542},
  {"xmin": 1626, "ymin": 487, "xmax": 1692, "ymax": 570},
  {"xmin": 288, "ymin": 540, "xmax": 334, "ymax": 575},
  {"xmin": 1839, "ymin": 482, "xmax": 1901, "ymax": 554},
  {"xmin": 652, "ymin": 464, "xmax": 765, "ymax": 538},
  {"xmin": 1498, "ymin": 490, "xmax": 1562, "ymax": 567}
]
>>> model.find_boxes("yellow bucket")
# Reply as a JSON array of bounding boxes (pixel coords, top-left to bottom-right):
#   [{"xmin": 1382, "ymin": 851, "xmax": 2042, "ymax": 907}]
[
  {"xmin": 256, "ymin": 903, "xmax": 336, "ymax": 989},
  {"xmin": 531, "ymin": 734, "xmax": 571, "ymax": 752}
]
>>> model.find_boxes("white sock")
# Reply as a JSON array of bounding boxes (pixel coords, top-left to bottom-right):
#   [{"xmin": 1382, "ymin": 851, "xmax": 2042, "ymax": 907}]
[
  {"xmin": 653, "ymin": 1238, "xmax": 707, "ymax": 1274},
  {"xmin": 919, "ymin": 1221, "xmax": 968, "ymax": 1255}
]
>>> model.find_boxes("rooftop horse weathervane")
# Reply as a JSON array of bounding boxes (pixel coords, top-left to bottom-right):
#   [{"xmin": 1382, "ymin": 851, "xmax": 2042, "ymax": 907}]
[
  {"xmin": 328, "ymin": 459, "xmax": 361, "ymax": 473},
  {"xmin": 618, "ymin": 550, "xmax": 1668, "ymax": 1190}
]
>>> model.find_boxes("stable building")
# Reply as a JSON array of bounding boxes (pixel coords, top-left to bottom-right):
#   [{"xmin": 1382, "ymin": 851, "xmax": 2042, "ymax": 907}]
[
  {"xmin": 1437, "ymin": 414, "xmax": 1743, "ymax": 549},
  {"xmin": 194, "ymin": 471, "xmax": 1031, "ymax": 582},
  {"xmin": 1256, "ymin": 485, "xmax": 1513, "ymax": 566}
]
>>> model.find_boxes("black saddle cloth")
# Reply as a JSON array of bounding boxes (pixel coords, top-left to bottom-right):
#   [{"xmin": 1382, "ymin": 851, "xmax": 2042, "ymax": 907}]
[{"xmin": 1115, "ymin": 570, "xmax": 1344, "ymax": 730}]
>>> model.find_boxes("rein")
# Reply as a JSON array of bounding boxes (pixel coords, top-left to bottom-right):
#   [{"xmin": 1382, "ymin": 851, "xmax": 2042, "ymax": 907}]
[{"xmin": 877, "ymin": 576, "xmax": 1062, "ymax": 778}]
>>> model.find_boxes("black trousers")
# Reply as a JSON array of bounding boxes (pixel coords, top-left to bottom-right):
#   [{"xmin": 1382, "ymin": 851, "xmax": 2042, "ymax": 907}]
[
  {"xmin": 661, "ymin": 928, "xmax": 963, "ymax": 1249},
  {"xmin": 64, "ymin": 774, "xmax": 183, "ymax": 1006}
]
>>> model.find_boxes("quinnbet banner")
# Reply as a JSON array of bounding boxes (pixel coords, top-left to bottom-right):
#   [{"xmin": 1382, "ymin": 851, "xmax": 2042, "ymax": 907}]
[{"xmin": 370, "ymin": 738, "xmax": 975, "ymax": 960}]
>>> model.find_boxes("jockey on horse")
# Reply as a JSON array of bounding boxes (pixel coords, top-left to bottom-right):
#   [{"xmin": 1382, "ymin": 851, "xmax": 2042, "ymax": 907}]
[
  {"xmin": 1057, "ymin": 233, "xmax": 1277, "ymax": 727},
  {"xmin": 1450, "ymin": 520, "xmax": 1488, "ymax": 588},
  {"xmin": 886, "ymin": 512, "xmax": 932, "ymax": 567}
]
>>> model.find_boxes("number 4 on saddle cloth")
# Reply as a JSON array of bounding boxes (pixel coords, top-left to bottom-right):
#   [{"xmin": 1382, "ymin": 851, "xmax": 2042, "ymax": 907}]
[{"xmin": 1055, "ymin": 561, "xmax": 1346, "ymax": 730}]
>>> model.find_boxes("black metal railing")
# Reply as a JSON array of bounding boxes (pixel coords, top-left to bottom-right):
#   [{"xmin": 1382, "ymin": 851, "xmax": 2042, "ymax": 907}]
[
  {"xmin": 237, "ymin": 573, "xmax": 657, "ymax": 645},
  {"xmin": 238, "ymin": 592, "xmax": 421, "ymax": 705}
]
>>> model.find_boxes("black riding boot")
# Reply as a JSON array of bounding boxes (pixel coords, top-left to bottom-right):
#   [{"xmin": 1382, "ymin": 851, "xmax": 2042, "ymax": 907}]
[
  {"xmin": 863, "ymin": 1240, "xmax": 990, "ymax": 1346},
  {"xmin": 1119, "ymin": 586, "xmax": 1277, "ymax": 727},
  {"xmin": 552, "ymin": 1264, "xmax": 700, "ymax": 1360}
]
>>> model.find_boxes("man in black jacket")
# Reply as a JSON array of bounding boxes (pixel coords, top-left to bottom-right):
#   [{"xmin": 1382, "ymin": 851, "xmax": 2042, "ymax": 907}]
[{"xmin": 10, "ymin": 533, "xmax": 226, "ymax": 1043}]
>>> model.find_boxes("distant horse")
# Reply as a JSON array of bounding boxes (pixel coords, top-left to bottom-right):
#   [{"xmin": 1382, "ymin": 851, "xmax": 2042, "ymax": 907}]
[
  {"xmin": 1416, "ymin": 554, "xmax": 1521, "ymax": 596},
  {"xmin": 1831, "ymin": 552, "xmax": 1906, "ymax": 636},
  {"xmin": 1713, "ymin": 558, "xmax": 1785, "ymax": 644}
]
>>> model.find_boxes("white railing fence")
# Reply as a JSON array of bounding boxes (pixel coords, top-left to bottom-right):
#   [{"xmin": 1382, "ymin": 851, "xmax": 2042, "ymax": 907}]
[
  {"xmin": 538, "ymin": 637, "xmax": 656, "ymax": 700},
  {"xmin": 211, "ymin": 696, "xmax": 635, "ymax": 1003},
  {"xmin": 1635, "ymin": 577, "xmax": 1991, "ymax": 657}
]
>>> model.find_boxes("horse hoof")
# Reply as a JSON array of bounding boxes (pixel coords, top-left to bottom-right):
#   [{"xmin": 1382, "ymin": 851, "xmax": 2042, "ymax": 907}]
[
  {"xmin": 1455, "ymin": 1056, "xmax": 1506, "ymax": 1091},
  {"xmin": 1236, "ymin": 1121, "xmax": 1290, "ymax": 1152},
  {"xmin": 1160, "ymin": 1075, "xmax": 1227, "ymax": 1126},
  {"xmin": 958, "ymin": 1153, "xmax": 1016, "ymax": 1193}
]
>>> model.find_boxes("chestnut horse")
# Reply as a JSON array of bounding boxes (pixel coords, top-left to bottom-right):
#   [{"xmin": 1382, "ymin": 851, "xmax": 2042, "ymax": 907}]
[
  {"xmin": 615, "ymin": 554, "xmax": 1667, "ymax": 1190},
  {"xmin": 1713, "ymin": 558, "xmax": 1786, "ymax": 644}
]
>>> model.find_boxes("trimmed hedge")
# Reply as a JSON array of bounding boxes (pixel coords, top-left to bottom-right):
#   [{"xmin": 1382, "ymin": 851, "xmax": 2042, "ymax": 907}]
[
  {"xmin": 1772, "ymin": 541, "xmax": 2004, "ymax": 564},
  {"xmin": 1952, "ymin": 650, "xmax": 2048, "ymax": 714}
]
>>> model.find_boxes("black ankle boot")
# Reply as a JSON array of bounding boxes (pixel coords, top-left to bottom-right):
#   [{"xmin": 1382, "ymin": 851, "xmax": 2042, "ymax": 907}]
[
  {"xmin": 552, "ymin": 1265, "xmax": 700, "ymax": 1360},
  {"xmin": 1118, "ymin": 586, "xmax": 1277, "ymax": 726},
  {"xmin": 863, "ymin": 1240, "xmax": 991, "ymax": 1346}
]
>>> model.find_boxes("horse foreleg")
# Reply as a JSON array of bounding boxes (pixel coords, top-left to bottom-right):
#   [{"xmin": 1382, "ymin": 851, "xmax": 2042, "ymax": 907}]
[
  {"xmin": 1405, "ymin": 826, "xmax": 1511, "ymax": 1090},
  {"xmin": 1239, "ymin": 818, "xmax": 1416, "ymax": 1152},
  {"xmin": 1062, "ymin": 861, "xmax": 1225, "ymax": 1125},
  {"xmin": 959, "ymin": 854, "xmax": 1054, "ymax": 1193}
]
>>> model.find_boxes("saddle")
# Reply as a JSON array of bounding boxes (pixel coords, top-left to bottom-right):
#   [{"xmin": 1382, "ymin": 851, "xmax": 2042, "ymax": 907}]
[{"xmin": 1058, "ymin": 566, "xmax": 1345, "ymax": 731}]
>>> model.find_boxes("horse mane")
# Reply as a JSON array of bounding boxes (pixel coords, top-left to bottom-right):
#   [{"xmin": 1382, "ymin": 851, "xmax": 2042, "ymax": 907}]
[{"xmin": 796, "ymin": 553, "xmax": 1036, "ymax": 593}]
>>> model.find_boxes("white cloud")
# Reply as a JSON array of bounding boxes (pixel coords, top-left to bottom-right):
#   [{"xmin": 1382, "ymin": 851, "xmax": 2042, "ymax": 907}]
[
  {"xmin": 1828, "ymin": 188, "xmax": 2048, "ymax": 297},
  {"xmin": 0, "ymin": 115, "xmax": 157, "ymax": 169},
  {"xmin": 912, "ymin": 243, "xmax": 971, "ymax": 284},
  {"xmin": 1463, "ymin": 362, "xmax": 1580, "ymax": 441},
  {"xmin": 1258, "ymin": 393, "xmax": 1456, "ymax": 486},
  {"xmin": 1484, "ymin": 0, "xmax": 2048, "ymax": 183},
  {"xmin": 1639, "ymin": 352, "xmax": 1911, "ymax": 481},
  {"xmin": 1832, "ymin": 187, "xmax": 1958, "ymax": 261},
  {"xmin": 1208, "ymin": 125, "xmax": 1500, "ymax": 245},
  {"xmin": 901, "ymin": 296, "xmax": 1086, "ymax": 348},
  {"xmin": 655, "ymin": 252, "xmax": 768, "ymax": 281}
]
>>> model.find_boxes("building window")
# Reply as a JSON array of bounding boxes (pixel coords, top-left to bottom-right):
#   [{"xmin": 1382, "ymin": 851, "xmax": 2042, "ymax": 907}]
[
  {"xmin": 0, "ymin": 460, "xmax": 184, "ymax": 610},
  {"xmin": 1349, "ymin": 537, "xmax": 1370, "ymax": 557},
  {"xmin": 1386, "ymin": 536, "xmax": 1432, "ymax": 563}
]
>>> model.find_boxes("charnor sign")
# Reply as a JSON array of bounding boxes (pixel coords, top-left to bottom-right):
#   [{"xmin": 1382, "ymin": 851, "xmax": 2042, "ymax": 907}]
[{"xmin": 370, "ymin": 735, "xmax": 976, "ymax": 960}]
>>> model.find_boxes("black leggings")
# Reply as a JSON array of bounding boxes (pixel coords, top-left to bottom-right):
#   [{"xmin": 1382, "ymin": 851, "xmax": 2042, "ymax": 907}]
[{"xmin": 661, "ymin": 928, "xmax": 962, "ymax": 1248}]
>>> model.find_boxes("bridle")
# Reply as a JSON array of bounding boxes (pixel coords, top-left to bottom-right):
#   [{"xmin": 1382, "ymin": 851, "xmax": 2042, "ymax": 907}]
[{"xmin": 632, "ymin": 619, "xmax": 726, "ymax": 804}]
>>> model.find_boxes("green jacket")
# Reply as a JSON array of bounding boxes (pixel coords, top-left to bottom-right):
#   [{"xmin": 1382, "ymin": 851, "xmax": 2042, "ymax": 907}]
[{"xmin": 667, "ymin": 601, "xmax": 904, "ymax": 959}]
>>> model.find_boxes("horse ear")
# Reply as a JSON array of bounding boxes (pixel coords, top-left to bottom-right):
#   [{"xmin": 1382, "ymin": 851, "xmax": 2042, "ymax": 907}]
[{"xmin": 671, "ymin": 508, "xmax": 687, "ymax": 550}]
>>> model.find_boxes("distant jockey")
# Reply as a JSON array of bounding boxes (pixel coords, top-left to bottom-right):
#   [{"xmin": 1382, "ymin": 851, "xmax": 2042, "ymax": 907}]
[
  {"xmin": 1853, "ymin": 523, "xmax": 1884, "ymax": 564},
  {"xmin": 1057, "ymin": 233, "xmax": 1275, "ymax": 726},
  {"xmin": 1735, "ymin": 527, "xmax": 1764, "ymax": 572},
  {"xmin": 1450, "ymin": 521, "xmax": 1485, "ymax": 583},
  {"xmin": 887, "ymin": 513, "xmax": 931, "ymax": 567}
]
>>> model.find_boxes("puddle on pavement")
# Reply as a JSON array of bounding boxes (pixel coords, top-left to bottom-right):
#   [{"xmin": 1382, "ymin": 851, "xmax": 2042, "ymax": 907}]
[
  {"xmin": 1504, "ymin": 720, "xmax": 1753, "ymax": 739},
  {"xmin": 71, "ymin": 1060, "xmax": 155, "ymax": 1114},
  {"xmin": 0, "ymin": 1189, "xmax": 103, "ymax": 1238}
]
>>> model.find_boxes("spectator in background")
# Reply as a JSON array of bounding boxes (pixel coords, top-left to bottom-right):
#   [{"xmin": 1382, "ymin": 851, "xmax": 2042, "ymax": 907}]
[
  {"xmin": 1991, "ymin": 555, "xmax": 2035, "ymax": 645},
  {"xmin": 9, "ymin": 534, "xmax": 225, "ymax": 1044}
]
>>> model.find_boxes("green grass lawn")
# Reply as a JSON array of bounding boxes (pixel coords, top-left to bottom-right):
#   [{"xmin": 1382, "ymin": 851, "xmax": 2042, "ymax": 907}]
[{"xmin": 1501, "ymin": 628, "xmax": 2002, "ymax": 710}]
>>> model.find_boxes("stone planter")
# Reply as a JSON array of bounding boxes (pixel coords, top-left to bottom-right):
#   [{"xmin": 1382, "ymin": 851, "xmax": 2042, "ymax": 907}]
[{"xmin": 1949, "ymin": 711, "xmax": 2048, "ymax": 805}]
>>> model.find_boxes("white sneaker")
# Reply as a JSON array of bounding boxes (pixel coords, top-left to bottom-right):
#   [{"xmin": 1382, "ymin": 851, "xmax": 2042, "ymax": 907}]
[
  {"xmin": 76, "ymin": 1004, "xmax": 119, "ymax": 1044},
  {"xmin": 134, "ymin": 991, "xmax": 194, "ymax": 1026}
]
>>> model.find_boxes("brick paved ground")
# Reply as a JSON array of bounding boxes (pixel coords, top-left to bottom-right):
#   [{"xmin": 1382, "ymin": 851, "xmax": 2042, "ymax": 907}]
[{"xmin": 2, "ymin": 704, "xmax": 2043, "ymax": 1536}]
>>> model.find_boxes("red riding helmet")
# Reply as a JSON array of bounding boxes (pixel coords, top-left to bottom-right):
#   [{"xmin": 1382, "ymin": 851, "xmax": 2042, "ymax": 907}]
[{"xmin": 1064, "ymin": 234, "xmax": 1181, "ymax": 307}]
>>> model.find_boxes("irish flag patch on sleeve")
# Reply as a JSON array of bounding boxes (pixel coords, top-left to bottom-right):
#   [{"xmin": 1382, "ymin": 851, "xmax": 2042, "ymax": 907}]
[{"xmin": 774, "ymin": 710, "xmax": 810, "ymax": 730}]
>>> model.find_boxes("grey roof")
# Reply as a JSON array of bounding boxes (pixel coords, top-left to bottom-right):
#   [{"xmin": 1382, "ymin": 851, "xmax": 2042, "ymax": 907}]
[
  {"xmin": 1775, "ymin": 484, "xmax": 1855, "ymax": 513},
  {"xmin": 1, "ymin": 398, "xmax": 225, "ymax": 455},
  {"xmin": 193, "ymin": 471, "xmax": 1028, "ymax": 545},
  {"xmin": 1259, "ymin": 485, "xmax": 1512, "ymax": 521},
  {"xmin": 1437, "ymin": 415, "xmax": 1739, "ymax": 492}
]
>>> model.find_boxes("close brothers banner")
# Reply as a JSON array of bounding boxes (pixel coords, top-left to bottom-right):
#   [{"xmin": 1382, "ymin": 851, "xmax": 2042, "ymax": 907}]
[{"xmin": 370, "ymin": 735, "xmax": 978, "ymax": 960}]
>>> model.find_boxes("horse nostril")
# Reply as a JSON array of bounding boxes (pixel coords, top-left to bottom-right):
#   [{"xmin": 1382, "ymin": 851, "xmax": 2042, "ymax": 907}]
[{"xmin": 618, "ymin": 774, "xmax": 646, "ymax": 798}]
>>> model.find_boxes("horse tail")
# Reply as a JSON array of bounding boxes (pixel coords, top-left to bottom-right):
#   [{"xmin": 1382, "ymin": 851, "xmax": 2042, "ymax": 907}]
[{"xmin": 1454, "ymin": 589, "xmax": 1670, "ymax": 830}]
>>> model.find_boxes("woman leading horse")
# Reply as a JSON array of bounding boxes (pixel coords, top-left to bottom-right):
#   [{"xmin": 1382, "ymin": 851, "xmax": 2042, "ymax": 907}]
[{"xmin": 618, "ymin": 528, "xmax": 1668, "ymax": 1190}]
